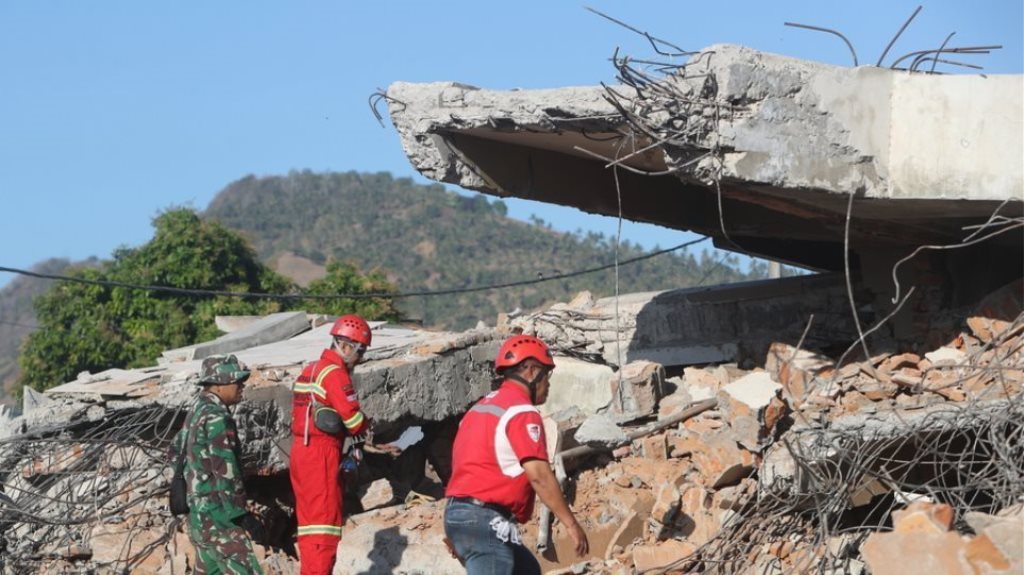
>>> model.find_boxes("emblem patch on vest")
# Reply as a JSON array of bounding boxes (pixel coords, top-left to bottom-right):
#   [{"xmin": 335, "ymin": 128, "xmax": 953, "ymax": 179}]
[{"xmin": 527, "ymin": 423, "xmax": 541, "ymax": 443}]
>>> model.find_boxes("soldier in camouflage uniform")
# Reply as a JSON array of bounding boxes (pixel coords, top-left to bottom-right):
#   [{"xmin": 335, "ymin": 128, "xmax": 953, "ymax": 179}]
[{"xmin": 172, "ymin": 354, "xmax": 264, "ymax": 575}]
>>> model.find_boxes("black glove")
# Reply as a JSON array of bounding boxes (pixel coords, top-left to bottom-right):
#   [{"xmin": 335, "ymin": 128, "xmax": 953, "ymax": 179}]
[{"xmin": 236, "ymin": 513, "xmax": 266, "ymax": 544}]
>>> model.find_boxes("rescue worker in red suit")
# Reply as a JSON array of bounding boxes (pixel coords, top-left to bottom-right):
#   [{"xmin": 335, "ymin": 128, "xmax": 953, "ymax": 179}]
[
  {"xmin": 445, "ymin": 335, "xmax": 589, "ymax": 574},
  {"xmin": 289, "ymin": 314, "xmax": 372, "ymax": 575}
]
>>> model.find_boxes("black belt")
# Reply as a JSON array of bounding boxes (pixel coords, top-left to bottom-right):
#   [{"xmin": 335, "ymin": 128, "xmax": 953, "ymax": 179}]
[{"xmin": 448, "ymin": 496, "xmax": 513, "ymax": 520}]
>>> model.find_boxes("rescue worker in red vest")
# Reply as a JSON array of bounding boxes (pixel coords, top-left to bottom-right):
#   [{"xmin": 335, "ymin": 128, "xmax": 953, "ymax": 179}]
[
  {"xmin": 289, "ymin": 314, "xmax": 372, "ymax": 575},
  {"xmin": 445, "ymin": 334, "xmax": 589, "ymax": 574}
]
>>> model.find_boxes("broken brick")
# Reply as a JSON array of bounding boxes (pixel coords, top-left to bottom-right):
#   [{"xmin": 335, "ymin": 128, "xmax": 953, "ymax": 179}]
[
  {"xmin": 892, "ymin": 501, "xmax": 955, "ymax": 534},
  {"xmin": 880, "ymin": 353, "xmax": 922, "ymax": 374},
  {"xmin": 610, "ymin": 361, "xmax": 664, "ymax": 420},
  {"xmin": 604, "ymin": 510, "xmax": 645, "ymax": 560},
  {"xmin": 861, "ymin": 531, "xmax": 966, "ymax": 575},
  {"xmin": 641, "ymin": 434, "xmax": 668, "ymax": 460},
  {"xmin": 690, "ymin": 433, "xmax": 756, "ymax": 489},
  {"xmin": 650, "ymin": 482, "xmax": 680, "ymax": 524},
  {"xmin": 632, "ymin": 539, "xmax": 697, "ymax": 573},
  {"xmin": 963, "ymin": 533, "xmax": 1011, "ymax": 573}
]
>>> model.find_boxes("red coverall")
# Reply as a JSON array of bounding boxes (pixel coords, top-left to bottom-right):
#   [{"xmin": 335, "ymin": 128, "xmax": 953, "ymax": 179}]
[{"xmin": 289, "ymin": 348, "xmax": 368, "ymax": 575}]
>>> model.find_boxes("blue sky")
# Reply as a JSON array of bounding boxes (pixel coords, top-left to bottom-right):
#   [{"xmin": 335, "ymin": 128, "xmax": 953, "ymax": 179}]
[{"xmin": 1, "ymin": 1, "xmax": 1021, "ymax": 288}]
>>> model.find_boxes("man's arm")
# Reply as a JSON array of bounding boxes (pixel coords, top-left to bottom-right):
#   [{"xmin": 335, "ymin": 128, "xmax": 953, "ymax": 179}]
[
  {"xmin": 205, "ymin": 412, "xmax": 248, "ymax": 523},
  {"xmin": 523, "ymin": 459, "xmax": 589, "ymax": 557},
  {"xmin": 323, "ymin": 369, "xmax": 369, "ymax": 436}
]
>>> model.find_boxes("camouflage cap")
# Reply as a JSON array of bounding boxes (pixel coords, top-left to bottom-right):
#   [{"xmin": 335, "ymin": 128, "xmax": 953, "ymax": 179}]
[{"xmin": 197, "ymin": 354, "xmax": 250, "ymax": 386}]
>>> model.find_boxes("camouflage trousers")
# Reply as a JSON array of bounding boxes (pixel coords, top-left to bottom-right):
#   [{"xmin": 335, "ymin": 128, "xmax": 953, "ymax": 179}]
[{"xmin": 187, "ymin": 512, "xmax": 264, "ymax": 575}]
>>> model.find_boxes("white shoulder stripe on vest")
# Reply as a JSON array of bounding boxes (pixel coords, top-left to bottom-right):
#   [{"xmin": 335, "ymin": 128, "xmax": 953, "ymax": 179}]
[{"xmin": 494, "ymin": 404, "xmax": 541, "ymax": 477}]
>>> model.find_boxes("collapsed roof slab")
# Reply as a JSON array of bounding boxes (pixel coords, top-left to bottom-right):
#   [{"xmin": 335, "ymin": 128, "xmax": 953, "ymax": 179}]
[
  {"xmin": 511, "ymin": 273, "xmax": 865, "ymax": 369},
  {"xmin": 387, "ymin": 44, "xmax": 1023, "ymax": 272}
]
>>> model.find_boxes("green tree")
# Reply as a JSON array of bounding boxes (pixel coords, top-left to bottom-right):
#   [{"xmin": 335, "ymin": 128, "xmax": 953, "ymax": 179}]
[
  {"xmin": 303, "ymin": 260, "xmax": 401, "ymax": 322},
  {"xmin": 17, "ymin": 209, "xmax": 398, "ymax": 393}
]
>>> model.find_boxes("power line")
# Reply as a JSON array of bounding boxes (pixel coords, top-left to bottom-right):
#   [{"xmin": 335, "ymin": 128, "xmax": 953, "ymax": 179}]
[{"xmin": 0, "ymin": 237, "xmax": 708, "ymax": 301}]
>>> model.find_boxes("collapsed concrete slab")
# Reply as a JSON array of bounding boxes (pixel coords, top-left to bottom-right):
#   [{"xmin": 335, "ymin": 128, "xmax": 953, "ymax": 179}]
[
  {"xmin": 161, "ymin": 311, "xmax": 311, "ymax": 362},
  {"xmin": 510, "ymin": 273, "xmax": 863, "ymax": 369},
  {"xmin": 387, "ymin": 45, "xmax": 1022, "ymax": 278}
]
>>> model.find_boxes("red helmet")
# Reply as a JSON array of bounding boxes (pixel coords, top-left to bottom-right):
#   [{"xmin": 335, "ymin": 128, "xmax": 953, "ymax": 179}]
[
  {"xmin": 495, "ymin": 335, "xmax": 554, "ymax": 373},
  {"xmin": 330, "ymin": 314, "xmax": 372, "ymax": 347}
]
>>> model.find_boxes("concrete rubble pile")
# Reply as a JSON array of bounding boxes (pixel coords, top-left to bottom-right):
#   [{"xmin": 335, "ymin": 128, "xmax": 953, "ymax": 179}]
[
  {"xmin": 374, "ymin": 35, "xmax": 1022, "ymax": 574},
  {"xmin": 493, "ymin": 279, "xmax": 1021, "ymax": 574},
  {"xmin": 0, "ymin": 314, "xmax": 504, "ymax": 573},
  {"xmin": 0, "ymin": 279, "xmax": 1019, "ymax": 573}
]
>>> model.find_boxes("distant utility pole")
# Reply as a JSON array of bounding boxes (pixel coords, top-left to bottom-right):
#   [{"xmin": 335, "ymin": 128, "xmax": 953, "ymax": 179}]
[{"xmin": 769, "ymin": 261, "xmax": 781, "ymax": 279}]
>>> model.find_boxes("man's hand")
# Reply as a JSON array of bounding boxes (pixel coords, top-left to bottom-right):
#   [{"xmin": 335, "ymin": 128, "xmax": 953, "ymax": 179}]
[
  {"xmin": 523, "ymin": 459, "xmax": 590, "ymax": 558},
  {"xmin": 565, "ymin": 519, "xmax": 589, "ymax": 557},
  {"xmin": 364, "ymin": 442, "xmax": 403, "ymax": 457},
  {"xmin": 443, "ymin": 537, "xmax": 464, "ymax": 565}
]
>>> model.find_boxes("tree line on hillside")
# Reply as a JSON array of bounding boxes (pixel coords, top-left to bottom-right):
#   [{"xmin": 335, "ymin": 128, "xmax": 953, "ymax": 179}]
[{"xmin": 206, "ymin": 171, "xmax": 779, "ymax": 329}]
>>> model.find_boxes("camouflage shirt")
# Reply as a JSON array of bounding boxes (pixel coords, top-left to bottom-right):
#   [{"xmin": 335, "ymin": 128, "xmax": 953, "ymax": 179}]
[{"xmin": 172, "ymin": 391, "xmax": 248, "ymax": 526}]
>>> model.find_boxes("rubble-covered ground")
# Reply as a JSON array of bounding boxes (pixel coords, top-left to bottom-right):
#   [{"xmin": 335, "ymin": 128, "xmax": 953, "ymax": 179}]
[{"xmin": 0, "ymin": 278, "xmax": 1020, "ymax": 574}]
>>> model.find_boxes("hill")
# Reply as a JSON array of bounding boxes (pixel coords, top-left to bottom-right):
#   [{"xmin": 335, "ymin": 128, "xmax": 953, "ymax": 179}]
[
  {"xmin": 206, "ymin": 171, "xmax": 770, "ymax": 330},
  {"xmin": 0, "ymin": 258, "xmax": 100, "ymax": 402}
]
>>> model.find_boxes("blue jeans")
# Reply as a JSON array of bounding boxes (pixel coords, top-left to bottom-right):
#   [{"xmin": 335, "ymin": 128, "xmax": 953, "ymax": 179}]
[{"xmin": 444, "ymin": 500, "xmax": 541, "ymax": 575}]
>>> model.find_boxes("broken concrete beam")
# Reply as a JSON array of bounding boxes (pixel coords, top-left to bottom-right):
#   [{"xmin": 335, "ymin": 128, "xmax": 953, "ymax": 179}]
[
  {"xmin": 559, "ymin": 399, "xmax": 717, "ymax": 464},
  {"xmin": 542, "ymin": 357, "xmax": 614, "ymax": 417},
  {"xmin": 232, "ymin": 384, "xmax": 293, "ymax": 475},
  {"xmin": 213, "ymin": 315, "xmax": 264, "ymax": 333},
  {"xmin": 387, "ymin": 44, "xmax": 1022, "ymax": 279},
  {"xmin": 609, "ymin": 361, "xmax": 664, "ymax": 421},
  {"xmin": 45, "ymin": 368, "xmax": 161, "ymax": 399},
  {"xmin": 512, "ymin": 273, "xmax": 860, "ymax": 370},
  {"xmin": 353, "ymin": 335, "xmax": 501, "ymax": 436},
  {"xmin": 162, "ymin": 311, "xmax": 310, "ymax": 362},
  {"xmin": 574, "ymin": 414, "xmax": 629, "ymax": 449}
]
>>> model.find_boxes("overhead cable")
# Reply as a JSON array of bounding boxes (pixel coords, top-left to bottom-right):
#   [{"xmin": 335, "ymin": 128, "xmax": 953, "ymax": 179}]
[{"xmin": 0, "ymin": 237, "xmax": 708, "ymax": 302}]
